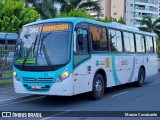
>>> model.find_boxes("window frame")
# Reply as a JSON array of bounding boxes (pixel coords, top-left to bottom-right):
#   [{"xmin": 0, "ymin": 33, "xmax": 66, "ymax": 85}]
[
  {"xmin": 75, "ymin": 28, "xmax": 90, "ymax": 55},
  {"xmin": 145, "ymin": 35, "xmax": 154, "ymax": 54},
  {"xmin": 135, "ymin": 33, "xmax": 146, "ymax": 53},
  {"xmin": 153, "ymin": 36, "xmax": 157, "ymax": 53},
  {"xmin": 73, "ymin": 22, "xmax": 91, "ymax": 68},
  {"xmin": 108, "ymin": 27, "xmax": 124, "ymax": 53},
  {"xmin": 89, "ymin": 24, "xmax": 109, "ymax": 53},
  {"xmin": 122, "ymin": 30, "xmax": 136, "ymax": 53}
]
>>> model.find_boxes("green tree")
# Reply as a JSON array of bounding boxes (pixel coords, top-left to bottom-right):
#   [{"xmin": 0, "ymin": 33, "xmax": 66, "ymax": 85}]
[
  {"xmin": 57, "ymin": 0, "xmax": 100, "ymax": 16},
  {"xmin": 118, "ymin": 16, "xmax": 125, "ymax": 24},
  {"xmin": 101, "ymin": 16, "xmax": 125, "ymax": 24},
  {"xmin": 101, "ymin": 16, "xmax": 117, "ymax": 23},
  {"xmin": 139, "ymin": 16, "xmax": 160, "ymax": 38},
  {"xmin": 0, "ymin": 0, "xmax": 40, "ymax": 33},
  {"xmin": 59, "ymin": 9, "xmax": 95, "ymax": 19},
  {"xmin": 25, "ymin": 0, "xmax": 57, "ymax": 19}
]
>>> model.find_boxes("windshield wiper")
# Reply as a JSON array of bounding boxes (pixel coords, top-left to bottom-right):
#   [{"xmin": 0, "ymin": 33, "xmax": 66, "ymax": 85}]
[
  {"xmin": 22, "ymin": 35, "xmax": 38, "ymax": 67},
  {"xmin": 41, "ymin": 44, "xmax": 52, "ymax": 69},
  {"xmin": 40, "ymin": 32, "xmax": 52, "ymax": 52}
]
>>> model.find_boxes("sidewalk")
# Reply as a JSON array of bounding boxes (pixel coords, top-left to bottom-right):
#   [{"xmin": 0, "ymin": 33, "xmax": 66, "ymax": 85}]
[{"xmin": 0, "ymin": 85, "xmax": 29, "ymax": 102}]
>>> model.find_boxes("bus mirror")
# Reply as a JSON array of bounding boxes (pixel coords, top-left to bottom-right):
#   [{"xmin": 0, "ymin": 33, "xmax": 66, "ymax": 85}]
[
  {"xmin": 78, "ymin": 34, "xmax": 84, "ymax": 45},
  {"xmin": 6, "ymin": 52, "xmax": 14, "ymax": 66}
]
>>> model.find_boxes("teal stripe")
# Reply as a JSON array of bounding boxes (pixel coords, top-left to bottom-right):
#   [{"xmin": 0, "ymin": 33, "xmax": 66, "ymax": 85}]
[
  {"xmin": 111, "ymin": 56, "xmax": 121, "ymax": 85},
  {"xmin": 127, "ymin": 57, "xmax": 136, "ymax": 83}
]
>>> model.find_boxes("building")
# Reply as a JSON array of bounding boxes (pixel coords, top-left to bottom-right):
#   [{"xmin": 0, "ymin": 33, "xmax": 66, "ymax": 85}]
[
  {"xmin": 125, "ymin": 0, "xmax": 159, "ymax": 27},
  {"xmin": 82, "ymin": 0, "xmax": 125, "ymax": 20},
  {"xmin": 82, "ymin": 0, "xmax": 107, "ymax": 19},
  {"xmin": 110, "ymin": 0, "xmax": 125, "ymax": 20},
  {"xmin": 83, "ymin": 0, "xmax": 159, "ymax": 27}
]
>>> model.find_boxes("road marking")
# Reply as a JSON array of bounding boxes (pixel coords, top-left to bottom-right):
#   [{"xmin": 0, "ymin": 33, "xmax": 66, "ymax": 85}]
[
  {"xmin": 112, "ymin": 91, "xmax": 129, "ymax": 97},
  {"xmin": 40, "ymin": 110, "xmax": 71, "ymax": 120},
  {"xmin": 0, "ymin": 96, "xmax": 44, "ymax": 107},
  {"xmin": 0, "ymin": 95, "xmax": 31, "ymax": 102},
  {"xmin": 148, "ymin": 82, "xmax": 159, "ymax": 86}
]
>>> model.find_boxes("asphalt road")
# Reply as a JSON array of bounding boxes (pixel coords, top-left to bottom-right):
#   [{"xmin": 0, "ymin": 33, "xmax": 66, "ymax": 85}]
[{"xmin": 1, "ymin": 72, "xmax": 160, "ymax": 120}]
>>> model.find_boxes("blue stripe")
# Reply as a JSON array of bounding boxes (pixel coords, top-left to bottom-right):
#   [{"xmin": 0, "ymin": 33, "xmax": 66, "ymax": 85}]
[
  {"xmin": 111, "ymin": 56, "xmax": 121, "ymax": 85},
  {"xmin": 127, "ymin": 56, "xmax": 136, "ymax": 83}
]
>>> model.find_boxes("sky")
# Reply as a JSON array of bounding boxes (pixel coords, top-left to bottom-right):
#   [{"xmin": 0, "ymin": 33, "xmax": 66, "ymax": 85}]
[{"xmin": 55, "ymin": 4, "xmax": 61, "ymax": 10}]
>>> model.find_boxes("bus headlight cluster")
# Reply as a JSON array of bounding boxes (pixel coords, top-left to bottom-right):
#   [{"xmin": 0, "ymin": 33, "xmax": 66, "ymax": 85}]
[
  {"xmin": 13, "ymin": 71, "xmax": 20, "ymax": 81},
  {"xmin": 55, "ymin": 70, "xmax": 69, "ymax": 83}
]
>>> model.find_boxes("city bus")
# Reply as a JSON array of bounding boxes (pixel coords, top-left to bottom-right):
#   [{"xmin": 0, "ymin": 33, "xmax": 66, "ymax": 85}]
[{"xmin": 13, "ymin": 18, "xmax": 158, "ymax": 100}]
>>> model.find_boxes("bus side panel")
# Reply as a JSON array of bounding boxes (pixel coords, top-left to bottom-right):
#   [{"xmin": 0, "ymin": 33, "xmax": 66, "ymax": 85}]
[{"xmin": 145, "ymin": 54, "xmax": 158, "ymax": 78}]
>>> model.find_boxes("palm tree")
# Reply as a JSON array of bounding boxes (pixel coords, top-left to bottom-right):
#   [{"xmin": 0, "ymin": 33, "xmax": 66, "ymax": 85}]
[
  {"xmin": 139, "ymin": 16, "xmax": 160, "ymax": 38},
  {"xmin": 25, "ymin": 0, "xmax": 57, "ymax": 19},
  {"xmin": 56, "ymin": 0, "xmax": 100, "ymax": 17}
]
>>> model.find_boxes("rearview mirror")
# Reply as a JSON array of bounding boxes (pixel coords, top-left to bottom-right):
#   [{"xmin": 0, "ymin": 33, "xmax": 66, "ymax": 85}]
[{"xmin": 4, "ymin": 52, "xmax": 14, "ymax": 66}]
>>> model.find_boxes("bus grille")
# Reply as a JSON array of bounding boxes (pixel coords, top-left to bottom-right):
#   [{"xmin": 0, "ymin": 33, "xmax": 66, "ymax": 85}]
[{"xmin": 22, "ymin": 77, "xmax": 54, "ymax": 83}]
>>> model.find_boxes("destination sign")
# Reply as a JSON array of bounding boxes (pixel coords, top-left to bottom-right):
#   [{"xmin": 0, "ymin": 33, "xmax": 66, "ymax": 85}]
[{"xmin": 29, "ymin": 24, "xmax": 69, "ymax": 33}]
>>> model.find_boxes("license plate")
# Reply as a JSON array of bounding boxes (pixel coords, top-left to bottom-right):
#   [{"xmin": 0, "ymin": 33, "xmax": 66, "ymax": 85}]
[{"xmin": 31, "ymin": 85, "xmax": 41, "ymax": 89}]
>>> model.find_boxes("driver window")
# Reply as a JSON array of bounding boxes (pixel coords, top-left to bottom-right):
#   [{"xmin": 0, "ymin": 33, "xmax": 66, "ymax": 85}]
[
  {"xmin": 76, "ymin": 28, "xmax": 89, "ymax": 54},
  {"xmin": 74, "ymin": 28, "xmax": 90, "ymax": 67}
]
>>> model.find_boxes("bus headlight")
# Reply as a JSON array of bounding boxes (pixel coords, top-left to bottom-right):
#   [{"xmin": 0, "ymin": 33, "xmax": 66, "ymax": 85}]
[
  {"xmin": 13, "ymin": 71, "xmax": 16, "ymax": 77},
  {"xmin": 55, "ymin": 70, "xmax": 69, "ymax": 83},
  {"xmin": 13, "ymin": 71, "xmax": 20, "ymax": 81}
]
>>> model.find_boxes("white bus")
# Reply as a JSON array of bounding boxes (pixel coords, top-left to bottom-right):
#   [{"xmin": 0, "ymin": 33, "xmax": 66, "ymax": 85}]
[{"xmin": 13, "ymin": 18, "xmax": 158, "ymax": 100}]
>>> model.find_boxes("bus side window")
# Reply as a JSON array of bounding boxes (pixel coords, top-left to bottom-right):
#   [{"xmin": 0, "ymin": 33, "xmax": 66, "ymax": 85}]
[
  {"xmin": 153, "ymin": 37, "xmax": 157, "ymax": 53},
  {"xmin": 146, "ymin": 36, "xmax": 154, "ymax": 53},
  {"xmin": 74, "ymin": 28, "xmax": 90, "ymax": 67},
  {"xmin": 135, "ymin": 34, "xmax": 145, "ymax": 53},
  {"xmin": 108, "ymin": 29, "xmax": 122, "ymax": 52},
  {"xmin": 76, "ymin": 29, "xmax": 89, "ymax": 54}
]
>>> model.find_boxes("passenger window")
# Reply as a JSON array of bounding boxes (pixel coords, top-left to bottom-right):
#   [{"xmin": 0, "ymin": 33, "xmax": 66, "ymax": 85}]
[
  {"xmin": 135, "ymin": 34, "xmax": 145, "ymax": 53},
  {"xmin": 108, "ymin": 29, "xmax": 122, "ymax": 52},
  {"xmin": 145, "ymin": 36, "xmax": 154, "ymax": 53},
  {"xmin": 90, "ymin": 25, "xmax": 107, "ymax": 51},
  {"xmin": 123, "ymin": 32, "xmax": 135, "ymax": 52},
  {"xmin": 153, "ymin": 37, "xmax": 157, "ymax": 53}
]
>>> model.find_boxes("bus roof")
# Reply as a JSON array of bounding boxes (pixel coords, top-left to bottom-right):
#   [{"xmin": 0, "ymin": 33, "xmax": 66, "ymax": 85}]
[
  {"xmin": 25, "ymin": 18, "xmax": 156, "ymax": 37},
  {"xmin": 0, "ymin": 32, "xmax": 18, "ymax": 41}
]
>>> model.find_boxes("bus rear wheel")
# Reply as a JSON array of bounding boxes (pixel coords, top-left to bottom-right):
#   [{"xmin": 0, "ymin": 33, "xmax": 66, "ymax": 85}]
[
  {"xmin": 135, "ymin": 68, "xmax": 145, "ymax": 87},
  {"xmin": 89, "ymin": 74, "xmax": 104, "ymax": 100}
]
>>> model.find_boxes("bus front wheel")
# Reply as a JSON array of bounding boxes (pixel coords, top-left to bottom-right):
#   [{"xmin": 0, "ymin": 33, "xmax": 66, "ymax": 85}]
[
  {"xmin": 89, "ymin": 74, "xmax": 104, "ymax": 100},
  {"xmin": 136, "ymin": 68, "xmax": 145, "ymax": 87}
]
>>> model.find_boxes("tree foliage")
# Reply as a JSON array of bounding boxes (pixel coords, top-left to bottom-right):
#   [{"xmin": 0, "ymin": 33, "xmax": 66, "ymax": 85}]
[
  {"xmin": 25, "ymin": 0, "xmax": 57, "ymax": 19},
  {"xmin": 59, "ymin": 9, "xmax": 95, "ymax": 20},
  {"xmin": 118, "ymin": 16, "xmax": 125, "ymax": 24},
  {"xmin": 0, "ymin": 0, "xmax": 40, "ymax": 33},
  {"xmin": 101, "ymin": 16, "xmax": 117, "ymax": 23},
  {"xmin": 57, "ymin": 0, "xmax": 100, "ymax": 16},
  {"xmin": 101, "ymin": 16, "xmax": 125, "ymax": 24},
  {"xmin": 139, "ymin": 16, "xmax": 160, "ymax": 38}
]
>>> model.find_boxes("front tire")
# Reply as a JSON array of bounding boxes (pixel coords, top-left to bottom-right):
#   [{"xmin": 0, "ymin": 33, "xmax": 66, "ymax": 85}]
[
  {"xmin": 135, "ymin": 68, "xmax": 145, "ymax": 87},
  {"xmin": 89, "ymin": 74, "xmax": 105, "ymax": 100}
]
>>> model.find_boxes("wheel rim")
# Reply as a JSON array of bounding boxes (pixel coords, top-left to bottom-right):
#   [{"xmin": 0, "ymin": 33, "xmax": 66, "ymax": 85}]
[{"xmin": 95, "ymin": 79, "xmax": 103, "ymax": 95}]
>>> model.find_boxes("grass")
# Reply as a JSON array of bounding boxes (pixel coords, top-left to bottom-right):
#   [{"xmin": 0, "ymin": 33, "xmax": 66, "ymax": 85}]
[
  {"xmin": 2, "ymin": 70, "xmax": 12, "ymax": 78},
  {"xmin": 0, "ymin": 79, "xmax": 13, "ymax": 86},
  {"xmin": 0, "ymin": 69, "xmax": 13, "ymax": 87}
]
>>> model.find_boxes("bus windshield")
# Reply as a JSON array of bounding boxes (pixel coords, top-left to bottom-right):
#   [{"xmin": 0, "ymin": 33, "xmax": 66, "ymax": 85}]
[{"xmin": 15, "ymin": 23, "xmax": 72, "ymax": 69}]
